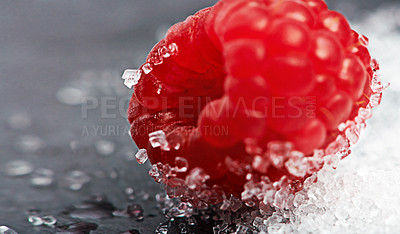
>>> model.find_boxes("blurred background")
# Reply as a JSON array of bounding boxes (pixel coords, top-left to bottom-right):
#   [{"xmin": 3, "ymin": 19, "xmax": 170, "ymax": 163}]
[{"xmin": 0, "ymin": 0, "xmax": 399, "ymax": 233}]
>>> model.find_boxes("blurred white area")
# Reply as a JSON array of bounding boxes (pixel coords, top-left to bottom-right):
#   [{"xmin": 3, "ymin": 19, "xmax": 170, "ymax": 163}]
[{"xmin": 344, "ymin": 4, "xmax": 400, "ymax": 178}]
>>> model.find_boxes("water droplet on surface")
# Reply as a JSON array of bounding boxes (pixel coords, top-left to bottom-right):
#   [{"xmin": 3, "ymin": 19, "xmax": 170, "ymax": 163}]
[
  {"xmin": 56, "ymin": 222, "xmax": 98, "ymax": 233},
  {"xmin": 0, "ymin": 226, "xmax": 18, "ymax": 234},
  {"xmin": 30, "ymin": 168, "xmax": 54, "ymax": 187},
  {"xmin": 2, "ymin": 160, "xmax": 33, "ymax": 176},
  {"xmin": 149, "ymin": 130, "xmax": 170, "ymax": 151},
  {"xmin": 41, "ymin": 215, "xmax": 57, "ymax": 226},
  {"xmin": 69, "ymin": 197, "xmax": 115, "ymax": 220},
  {"xmin": 95, "ymin": 140, "xmax": 115, "ymax": 156},
  {"xmin": 136, "ymin": 190, "xmax": 150, "ymax": 201},
  {"xmin": 63, "ymin": 170, "xmax": 91, "ymax": 190},
  {"xmin": 135, "ymin": 149, "xmax": 148, "ymax": 164},
  {"xmin": 56, "ymin": 87, "xmax": 87, "ymax": 105},
  {"xmin": 109, "ymin": 168, "xmax": 119, "ymax": 180},
  {"xmin": 70, "ymin": 208, "xmax": 113, "ymax": 219},
  {"xmin": 119, "ymin": 229, "xmax": 140, "ymax": 234},
  {"xmin": 28, "ymin": 215, "xmax": 43, "ymax": 226},
  {"xmin": 16, "ymin": 135, "xmax": 43, "ymax": 153},
  {"xmin": 122, "ymin": 69, "xmax": 142, "ymax": 89},
  {"xmin": 8, "ymin": 112, "xmax": 32, "ymax": 130},
  {"xmin": 128, "ymin": 195, "xmax": 136, "ymax": 201},
  {"xmin": 127, "ymin": 204, "xmax": 144, "ymax": 220},
  {"xmin": 112, "ymin": 209, "xmax": 130, "ymax": 217},
  {"xmin": 125, "ymin": 187, "xmax": 134, "ymax": 195},
  {"xmin": 69, "ymin": 141, "xmax": 79, "ymax": 152}
]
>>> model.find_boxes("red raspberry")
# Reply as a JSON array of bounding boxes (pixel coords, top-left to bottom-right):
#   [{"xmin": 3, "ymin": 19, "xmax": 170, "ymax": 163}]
[{"xmin": 127, "ymin": 0, "xmax": 375, "ymax": 200}]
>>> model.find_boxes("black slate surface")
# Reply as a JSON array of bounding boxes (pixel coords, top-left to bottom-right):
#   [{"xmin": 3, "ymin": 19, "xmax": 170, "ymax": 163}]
[{"xmin": 0, "ymin": 0, "xmax": 390, "ymax": 233}]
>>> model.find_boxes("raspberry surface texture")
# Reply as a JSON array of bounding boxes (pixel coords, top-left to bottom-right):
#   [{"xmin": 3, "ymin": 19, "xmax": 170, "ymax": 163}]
[{"xmin": 127, "ymin": 0, "xmax": 379, "ymax": 206}]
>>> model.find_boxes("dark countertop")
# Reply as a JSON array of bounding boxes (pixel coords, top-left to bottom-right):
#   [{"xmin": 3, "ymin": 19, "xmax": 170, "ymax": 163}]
[{"xmin": 0, "ymin": 0, "xmax": 395, "ymax": 233}]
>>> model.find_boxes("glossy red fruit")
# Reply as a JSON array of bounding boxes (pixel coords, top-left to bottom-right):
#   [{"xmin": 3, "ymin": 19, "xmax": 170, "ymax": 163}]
[
  {"xmin": 197, "ymin": 97, "xmax": 239, "ymax": 148},
  {"xmin": 193, "ymin": 8, "xmax": 224, "ymax": 67},
  {"xmin": 166, "ymin": 9, "xmax": 212, "ymax": 73},
  {"xmin": 351, "ymin": 44, "xmax": 372, "ymax": 68},
  {"xmin": 128, "ymin": 0, "xmax": 374, "ymax": 199},
  {"xmin": 309, "ymin": 31, "xmax": 344, "ymax": 72},
  {"xmin": 267, "ymin": 96, "xmax": 313, "ymax": 136},
  {"xmin": 263, "ymin": 56, "xmax": 315, "ymax": 96},
  {"xmin": 226, "ymin": 99, "xmax": 268, "ymax": 140},
  {"xmin": 224, "ymin": 39, "xmax": 267, "ymax": 78},
  {"xmin": 266, "ymin": 19, "xmax": 311, "ymax": 56},
  {"xmin": 224, "ymin": 75, "xmax": 271, "ymax": 112},
  {"xmin": 286, "ymin": 118, "xmax": 327, "ymax": 154},
  {"xmin": 303, "ymin": 0, "xmax": 328, "ymax": 14},
  {"xmin": 316, "ymin": 10, "xmax": 352, "ymax": 47},
  {"xmin": 317, "ymin": 91, "xmax": 353, "ymax": 130},
  {"xmin": 217, "ymin": 4, "xmax": 271, "ymax": 42},
  {"xmin": 337, "ymin": 54, "xmax": 367, "ymax": 101},
  {"xmin": 271, "ymin": 0, "xmax": 316, "ymax": 28},
  {"xmin": 308, "ymin": 73, "xmax": 337, "ymax": 102}
]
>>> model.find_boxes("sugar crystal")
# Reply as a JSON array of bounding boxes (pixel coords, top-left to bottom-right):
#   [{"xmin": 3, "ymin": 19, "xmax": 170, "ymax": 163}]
[
  {"xmin": 149, "ymin": 130, "xmax": 170, "ymax": 151},
  {"xmin": 135, "ymin": 149, "xmax": 148, "ymax": 164},
  {"xmin": 142, "ymin": 63, "xmax": 153, "ymax": 74},
  {"xmin": 122, "ymin": 69, "xmax": 142, "ymax": 89}
]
